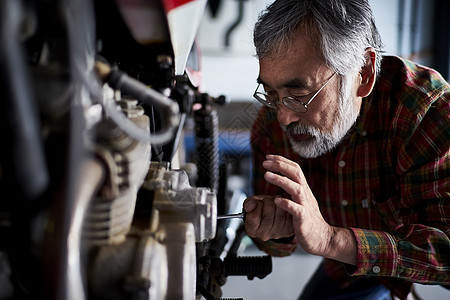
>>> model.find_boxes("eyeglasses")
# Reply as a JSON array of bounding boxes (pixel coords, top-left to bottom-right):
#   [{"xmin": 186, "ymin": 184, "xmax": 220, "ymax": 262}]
[{"xmin": 253, "ymin": 72, "xmax": 337, "ymax": 113}]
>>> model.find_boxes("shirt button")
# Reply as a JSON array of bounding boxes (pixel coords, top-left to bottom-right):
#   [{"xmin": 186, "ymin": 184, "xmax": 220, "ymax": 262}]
[
  {"xmin": 362, "ymin": 199, "xmax": 369, "ymax": 208},
  {"xmin": 341, "ymin": 200, "xmax": 348, "ymax": 206},
  {"xmin": 372, "ymin": 266, "xmax": 381, "ymax": 274},
  {"xmin": 338, "ymin": 160, "xmax": 346, "ymax": 167},
  {"xmin": 361, "ymin": 131, "xmax": 367, "ymax": 136}
]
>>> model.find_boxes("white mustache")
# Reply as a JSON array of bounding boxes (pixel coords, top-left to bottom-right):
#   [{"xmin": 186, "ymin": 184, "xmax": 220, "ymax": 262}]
[{"xmin": 283, "ymin": 122, "xmax": 320, "ymax": 137}]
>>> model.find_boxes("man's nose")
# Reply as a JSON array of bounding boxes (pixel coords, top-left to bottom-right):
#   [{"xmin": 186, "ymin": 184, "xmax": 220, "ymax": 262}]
[{"xmin": 276, "ymin": 104, "xmax": 300, "ymax": 126}]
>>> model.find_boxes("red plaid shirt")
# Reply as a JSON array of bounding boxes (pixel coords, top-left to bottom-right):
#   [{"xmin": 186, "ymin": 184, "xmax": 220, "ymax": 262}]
[{"xmin": 250, "ymin": 56, "xmax": 450, "ymax": 299}]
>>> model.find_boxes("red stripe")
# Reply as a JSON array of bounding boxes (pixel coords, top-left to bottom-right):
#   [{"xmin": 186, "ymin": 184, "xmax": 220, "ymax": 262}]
[{"xmin": 162, "ymin": 0, "xmax": 194, "ymax": 12}]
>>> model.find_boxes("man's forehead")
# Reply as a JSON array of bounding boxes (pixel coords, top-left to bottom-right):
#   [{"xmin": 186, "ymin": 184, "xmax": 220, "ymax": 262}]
[
  {"xmin": 258, "ymin": 57, "xmax": 321, "ymax": 89},
  {"xmin": 258, "ymin": 54, "xmax": 331, "ymax": 91},
  {"xmin": 257, "ymin": 74, "xmax": 309, "ymax": 90},
  {"xmin": 258, "ymin": 41, "xmax": 325, "ymax": 85}
]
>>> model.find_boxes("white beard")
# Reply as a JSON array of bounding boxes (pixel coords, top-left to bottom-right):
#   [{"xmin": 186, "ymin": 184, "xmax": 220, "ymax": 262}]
[{"xmin": 282, "ymin": 75, "xmax": 360, "ymax": 158}]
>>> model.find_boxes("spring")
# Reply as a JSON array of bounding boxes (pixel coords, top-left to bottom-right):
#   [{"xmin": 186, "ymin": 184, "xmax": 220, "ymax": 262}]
[{"xmin": 194, "ymin": 104, "xmax": 219, "ymax": 192}]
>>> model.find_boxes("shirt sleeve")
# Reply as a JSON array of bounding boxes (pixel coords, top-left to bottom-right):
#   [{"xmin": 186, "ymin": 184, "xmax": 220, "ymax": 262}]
[
  {"xmin": 348, "ymin": 86, "xmax": 450, "ymax": 285},
  {"xmin": 348, "ymin": 225, "xmax": 450, "ymax": 284}
]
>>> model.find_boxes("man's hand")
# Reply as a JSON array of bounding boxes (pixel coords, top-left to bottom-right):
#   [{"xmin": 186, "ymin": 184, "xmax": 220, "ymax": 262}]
[
  {"xmin": 244, "ymin": 195, "xmax": 294, "ymax": 241},
  {"xmin": 261, "ymin": 154, "xmax": 357, "ymax": 265}
]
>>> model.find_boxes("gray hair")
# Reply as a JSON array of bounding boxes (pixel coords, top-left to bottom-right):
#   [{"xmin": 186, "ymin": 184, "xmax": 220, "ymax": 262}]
[{"xmin": 253, "ymin": 0, "xmax": 383, "ymax": 75}]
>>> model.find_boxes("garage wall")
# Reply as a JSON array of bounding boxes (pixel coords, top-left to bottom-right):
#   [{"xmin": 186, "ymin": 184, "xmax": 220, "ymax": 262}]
[{"xmin": 196, "ymin": 0, "xmax": 440, "ymax": 102}]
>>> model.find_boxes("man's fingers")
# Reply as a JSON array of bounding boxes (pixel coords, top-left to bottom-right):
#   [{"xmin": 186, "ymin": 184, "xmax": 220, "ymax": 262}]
[
  {"xmin": 266, "ymin": 154, "xmax": 298, "ymax": 167},
  {"xmin": 244, "ymin": 199, "xmax": 257, "ymax": 213},
  {"xmin": 263, "ymin": 154, "xmax": 306, "ymax": 185},
  {"xmin": 274, "ymin": 197, "xmax": 302, "ymax": 216},
  {"xmin": 264, "ymin": 171, "xmax": 301, "ymax": 200},
  {"xmin": 273, "ymin": 200, "xmax": 293, "ymax": 235},
  {"xmin": 244, "ymin": 198, "xmax": 264, "ymax": 234},
  {"xmin": 254, "ymin": 197, "xmax": 278, "ymax": 240},
  {"xmin": 244, "ymin": 196, "xmax": 292, "ymax": 241}
]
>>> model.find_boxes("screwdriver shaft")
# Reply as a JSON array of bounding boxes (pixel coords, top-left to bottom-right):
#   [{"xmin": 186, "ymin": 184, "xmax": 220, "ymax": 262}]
[{"xmin": 217, "ymin": 212, "xmax": 244, "ymax": 220}]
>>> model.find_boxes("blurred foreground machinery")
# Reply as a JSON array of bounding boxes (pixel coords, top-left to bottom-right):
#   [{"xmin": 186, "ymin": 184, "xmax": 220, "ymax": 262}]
[
  {"xmin": 88, "ymin": 160, "xmax": 217, "ymax": 299},
  {"xmin": 0, "ymin": 0, "xmax": 271, "ymax": 299}
]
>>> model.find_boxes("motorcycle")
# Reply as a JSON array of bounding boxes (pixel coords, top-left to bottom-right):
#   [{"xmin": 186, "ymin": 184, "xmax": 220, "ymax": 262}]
[{"xmin": 0, "ymin": 0, "xmax": 271, "ymax": 299}]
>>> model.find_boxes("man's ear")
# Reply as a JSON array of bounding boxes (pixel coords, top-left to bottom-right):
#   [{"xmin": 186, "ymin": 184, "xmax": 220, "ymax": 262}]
[{"xmin": 357, "ymin": 48, "xmax": 376, "ymax": 98}]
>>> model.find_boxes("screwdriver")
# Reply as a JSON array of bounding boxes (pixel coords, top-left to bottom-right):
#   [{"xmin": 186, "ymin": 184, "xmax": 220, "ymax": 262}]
[{"xmin": 217, "ymin": 210, "xmax": 247, "ymax": 221}]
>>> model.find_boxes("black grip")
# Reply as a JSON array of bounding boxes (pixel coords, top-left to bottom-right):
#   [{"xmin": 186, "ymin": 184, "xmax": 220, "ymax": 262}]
[{"xmin": 223, "ymin": 255, "xmax": 272, "ymax": 280}]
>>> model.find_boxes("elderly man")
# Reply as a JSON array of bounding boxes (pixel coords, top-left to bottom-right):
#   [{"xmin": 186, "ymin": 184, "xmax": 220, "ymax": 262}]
[{"xmin": 243, "ymin": 0, "xmax": 450, "ymax": 299}]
